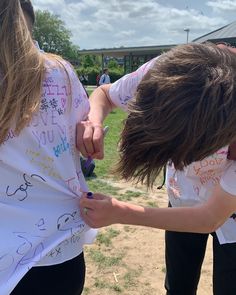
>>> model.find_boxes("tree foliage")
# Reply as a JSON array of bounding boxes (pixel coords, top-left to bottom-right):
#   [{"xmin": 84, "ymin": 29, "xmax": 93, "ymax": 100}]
[
  {"xmin": 33, "ymin": 10, "xmax": 124, "ymax": 84},
  {"xmin": 107, "ymin": 59, "xmax": 119, "ymax": 69},
  {"xmin": 33, "ymin": 10, "xmax": 79, "ymax": 61}
]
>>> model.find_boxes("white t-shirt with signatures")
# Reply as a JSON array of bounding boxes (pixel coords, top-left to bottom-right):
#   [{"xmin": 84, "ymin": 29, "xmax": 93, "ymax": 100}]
[
  {"xmin": 0, "ymin": 59, "xmax": 97, "ymax": 294},
  {"xmin": 109, "ymin": 57, "xmax": 236, "ymax": 245}
]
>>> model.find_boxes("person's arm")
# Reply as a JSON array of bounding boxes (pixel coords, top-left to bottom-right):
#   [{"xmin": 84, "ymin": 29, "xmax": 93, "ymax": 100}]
[
  {"xmin": 76, "ymin": 84, "xmax": 117, "ymax": 159},
  {"xmin": 79, "ymin": 184, "xmax": 236, "ymax": 233},
  {"xmin": 76, "ymin": 58, "xmax": 158, "ymax": 159},
  {"xmin": 88, "ymin": 84, "xmax": 116, "ymax": 127}
]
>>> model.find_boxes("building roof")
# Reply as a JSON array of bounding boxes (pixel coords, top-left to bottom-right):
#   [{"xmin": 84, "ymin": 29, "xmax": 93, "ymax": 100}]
[
  {"xmin": 78, "ymin": 21, "xmax": 236, "ymax": 57},
  {"xmin": 193, "ymin": 21, "xmax": 236, "ymax": 43},
  {"xmin": 78, "ymin": 44, "xmax": 177, "ymax": 57}
]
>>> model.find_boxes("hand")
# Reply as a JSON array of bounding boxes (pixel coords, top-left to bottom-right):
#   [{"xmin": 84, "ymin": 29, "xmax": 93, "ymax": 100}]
[
  {"xmin": 76, "ymin": 121, "xmax": 104, "ymax": 159},
  {"xmin": 79, "ymin": 193, "xmax": 121, "ymax": 228}
]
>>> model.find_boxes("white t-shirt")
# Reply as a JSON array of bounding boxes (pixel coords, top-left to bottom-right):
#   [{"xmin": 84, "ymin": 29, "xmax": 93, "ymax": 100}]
[
  {"xmin": 109, "ymin": 58, "xmax": 157, "ymax": 110},
  {"xmin": 167, "ymin": 150, "xmax": 236, "ymax": 244},
  {"xmin": 99, "ymin": 73, "xmax": 110, "ymax": 85},
  {"xmin": 109, "ymin": 58, "xmax": 236, "ymax": 245},
  {"xmin": 0, "ymin": 59, "xmax": 97, "ymax": 294}
]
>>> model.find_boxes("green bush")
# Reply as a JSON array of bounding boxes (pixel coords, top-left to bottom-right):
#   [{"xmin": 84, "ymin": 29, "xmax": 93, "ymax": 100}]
[{"xmin": 75, "ymin": 66, "xmax": 124, "ymax": 85}]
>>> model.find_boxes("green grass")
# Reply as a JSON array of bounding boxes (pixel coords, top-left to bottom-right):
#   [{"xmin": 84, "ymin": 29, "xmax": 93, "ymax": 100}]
[
  {"xmin": 86, "ymin": 179, "xmax": 121, "ymax": 195},
  {"xmin": 88, "ymin": 248, "xmax": 124, "ymax": 268},
  {"xmin": 147, "ymin": 201, "xmax": 158, "ymax": 207},
  {"xmin": 117, "ymin": 190, "xmax": 143, "ymax": 201},
  {"xmin": 123, "ymin": 268, "xmax": 141, "ymax": 288},
  {"xmin": 96, "ymin": 228, "xmax": 121, "ymax": 247},
  {"xmin": 86, "ymin": 89, "xmax": 94, "ymax": 96},
  {"xmin": 93, "ymin": 279, "xmax": 123, "ymax": 293},
  {"xmin": 93, "ymin": 108, "xmax": 127, "ymax": 177}
]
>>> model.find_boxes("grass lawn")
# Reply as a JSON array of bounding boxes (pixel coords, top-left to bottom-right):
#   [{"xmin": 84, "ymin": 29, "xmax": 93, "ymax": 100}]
[{"xmin": 92, "ymin": 108, "xmax": 127, "ymax": 177}]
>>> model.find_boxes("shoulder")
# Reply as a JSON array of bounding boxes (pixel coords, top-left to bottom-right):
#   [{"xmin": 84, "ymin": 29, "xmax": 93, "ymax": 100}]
[{"xmin": 44, "ymin": 56, "xmax": 78, "ymax": 83}]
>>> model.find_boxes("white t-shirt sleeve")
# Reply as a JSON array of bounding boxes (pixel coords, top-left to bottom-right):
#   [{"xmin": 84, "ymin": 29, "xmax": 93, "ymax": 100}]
[
  {"xmin": 220, "ymin": 162, "xmax": 236, "ymax": 196},
  {"xmin": 109, "ymin": 57, "xmax": 158, "ymax": 111}
]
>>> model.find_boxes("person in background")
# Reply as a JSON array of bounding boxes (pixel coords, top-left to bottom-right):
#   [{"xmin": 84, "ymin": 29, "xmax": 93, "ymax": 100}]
[
  {"xmin": 99, "ymin": 68, "xmax": 111, "ymax": 85},
  {"xmin": 0, "ymin": 1, "xmax": 96, "ymax": 294},
  {"xmin": 77, "ymin": 42, "xmax": 236, "ymax": 295},
  {"xmin": 96, "ymin": 71, "xmax": 101, "ymax": 87},
  {"xmin": 84, "ymin": 74, "xmax": 88, "ymax": 86}
]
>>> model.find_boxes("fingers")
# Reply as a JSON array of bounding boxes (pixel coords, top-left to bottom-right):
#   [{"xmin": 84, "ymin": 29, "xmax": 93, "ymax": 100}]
[
  {"xmin": 79, "ymin": 193, "xmax": 111, "ymax": 228},
  {"xmin": 80, "ymin": 193, "xmax": 107, "ymax": 209},
  {"xmin": 79, "ymin": 199, "xmax": 101, "ymax": 228},
  {"xmin": 76, "ymin": 121, "xmax": 105, "ymax": 159},
  {"xmin": 76, "ymin": 122, "xmax": 87, "ymax": 157},
  {"xmin": 92, "ymin": 126, "xmax": 104, "ymax": 159},
  {"xmin": 83, "ymin": 124, "xmax": 97, "ymax": 156},
  {"xmin": 81, "ymin": 207, "xmax": 97, "ymax": 228}
]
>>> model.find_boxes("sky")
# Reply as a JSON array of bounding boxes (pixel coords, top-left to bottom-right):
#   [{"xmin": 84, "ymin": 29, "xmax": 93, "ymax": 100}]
[{"xmin": 33, "ymin": 0, "xmax": 236, "ymax": 49}]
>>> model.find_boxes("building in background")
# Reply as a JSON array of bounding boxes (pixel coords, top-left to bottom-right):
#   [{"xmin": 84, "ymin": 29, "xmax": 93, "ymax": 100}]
[
  {"xmin": 193, "ymin": 21, "xmax": 236, "ymax": 46},
  {"xmin": 78, "ymin": 44, "xmax": 176, "ymax": 74},
  {"xmin": 78, "ymin": 20, "xmax": 236, "ymax": 75}
]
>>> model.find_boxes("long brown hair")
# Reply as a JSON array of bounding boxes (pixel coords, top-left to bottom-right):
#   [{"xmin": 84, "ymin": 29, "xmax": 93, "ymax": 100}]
[
  {"xmin": 20, "ymin": 0, "xmax": 35, "ymax": 25},
  {"xmin": 116, "ymin": 43, "xmax": 236, "ymax": 188},
  {"xmin": 0, "ymin": 0, "xmax": 45, "ymax": 144}
]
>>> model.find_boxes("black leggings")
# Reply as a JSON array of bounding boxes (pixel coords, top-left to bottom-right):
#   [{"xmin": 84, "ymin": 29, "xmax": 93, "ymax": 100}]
[
  {"xmin": 11, "ymin": 252, "xmax": 85, "ymax": 295},
  {"xmin": 165, "ymin": 230, "xmax": 236, "ymax": 295}
]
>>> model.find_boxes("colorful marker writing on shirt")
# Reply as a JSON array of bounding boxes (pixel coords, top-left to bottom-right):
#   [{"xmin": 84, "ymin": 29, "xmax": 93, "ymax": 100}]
[{"xmin": 84, "ymin": 126, "xmax": 109, "ymax": 169}]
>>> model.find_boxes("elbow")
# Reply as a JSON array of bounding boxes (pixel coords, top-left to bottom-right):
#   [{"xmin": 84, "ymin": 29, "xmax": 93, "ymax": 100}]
[
  {"xmin": 203, "ymin": 224, "xmax": 218, "ymax": 234},
  {"xmin": 210, "ymin": 219, "xmax": 226, "ymax": 233},
  {"xmin": 200, "ymin": 217, "xmax": 224, "ymax": 234},
  {"xmin": 100, "ymin": 85, "xmax": 115, "ymax": 110},
  {"xmin": 196, "ymin": 204, "xmax": 227, "ymax": 234},
  {"xmin": 198, "ymin": 226, "xmax": 215, "ymax": 234}
]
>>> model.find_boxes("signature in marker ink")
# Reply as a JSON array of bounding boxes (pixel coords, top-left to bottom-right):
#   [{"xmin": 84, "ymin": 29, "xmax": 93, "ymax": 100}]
[{"xmin": 6, "ymin": 173, "xmax": 46, "ymax": 201}]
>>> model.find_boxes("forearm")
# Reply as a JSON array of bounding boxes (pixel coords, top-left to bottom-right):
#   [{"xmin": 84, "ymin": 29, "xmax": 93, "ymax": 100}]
[
  {"xmin": 76, "ymin": 84, "xmax": 117, "ymax": 159},
  {"xmin": 114, "ymin": 201, "xmax": 221, "ymax": 233},
  {"xmin": 81, "ymin": 186, "xmax": 236, "ymax": 232},
  {"xmin": 88, "ymin": 85, "xmax": 116, "ymax": 125}
]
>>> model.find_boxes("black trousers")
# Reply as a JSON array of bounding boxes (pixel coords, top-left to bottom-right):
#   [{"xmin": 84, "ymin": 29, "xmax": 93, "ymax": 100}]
[
  {"xmin": 11, "ymin": 252, "xmax": 85, "ymax": 295},
  {"xmin": 165, "ymin": 230, "xmax": 236, "ymax": 295}
]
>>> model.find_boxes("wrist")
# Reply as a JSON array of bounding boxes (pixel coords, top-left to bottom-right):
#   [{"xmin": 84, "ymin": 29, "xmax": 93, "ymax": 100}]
[
  {"xmin": 112, "ymin": 199, "xmax": 144, "ymax": 225},
  {"xmin": 87, "ymin": 118, "xmax": 103, "ymax": 128},
  {"xmin": 82, "ymin": 119, "xmax": 103, "ymax": 129},
  {"xmin": 111, "ymin": 199, "xmax": 127, "ymax": 224}
]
